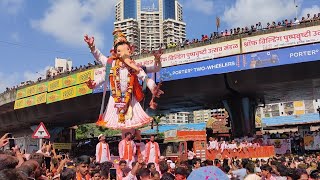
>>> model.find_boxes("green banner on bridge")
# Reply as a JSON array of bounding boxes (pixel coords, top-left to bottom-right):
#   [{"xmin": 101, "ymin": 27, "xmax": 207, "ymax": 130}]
[{"xmin": 62, "ymin": 74, "xmax": 77, "ymax": 88}]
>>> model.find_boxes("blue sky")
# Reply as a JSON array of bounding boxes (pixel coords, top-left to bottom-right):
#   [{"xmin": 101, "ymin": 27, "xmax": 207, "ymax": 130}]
[{"xmin": 0, "ymin": 0, "xmax": 319, "ymax": 92}]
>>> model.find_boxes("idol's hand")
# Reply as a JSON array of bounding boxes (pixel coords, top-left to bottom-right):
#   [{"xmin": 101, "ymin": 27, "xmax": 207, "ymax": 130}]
[
  {"xmin": 152, "ymin": 48, "xmax": 163, "ymax": 64},
  {"xmin": 85, "ymin": 77, "xmax": 96, "ymax": 89},
  {"xmin": 152, "ymin": 83, "xmax": 164, "ymax": 98},
  {"xmin": 84, "ymin": 34, "xmax": 95, "ymax": 48}
]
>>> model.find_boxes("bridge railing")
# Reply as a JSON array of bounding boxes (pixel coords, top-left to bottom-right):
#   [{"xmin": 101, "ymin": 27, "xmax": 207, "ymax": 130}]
[{"xmin": 132, "ymin": 20, "xmax": 320, "ymax": 59}]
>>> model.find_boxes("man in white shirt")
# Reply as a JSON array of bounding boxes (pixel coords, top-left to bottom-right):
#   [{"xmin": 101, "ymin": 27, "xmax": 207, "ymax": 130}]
[
  {"xmin": 188, "ymin": 148, "xmax": 196, "ymax": 165},
  {"xmin": 207, "ymin": 137, "xmax": 219, "ymax": 150},
  {"xmin": 95, "ymin": 134, "xmax": 111, "ymax": 163}
]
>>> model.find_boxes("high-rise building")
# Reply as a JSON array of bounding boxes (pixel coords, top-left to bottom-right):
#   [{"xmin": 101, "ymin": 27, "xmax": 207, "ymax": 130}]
[
  {"xmin": 114, "ymin": 0, "xmax": 186, "ymax": 53},
  {"xmin": 161, "ymin": 112, "xmax": 193, "ymax": 124},
  {"xmin": 193, "ymin": 109, "xmax": 213, "ymax": 123}
]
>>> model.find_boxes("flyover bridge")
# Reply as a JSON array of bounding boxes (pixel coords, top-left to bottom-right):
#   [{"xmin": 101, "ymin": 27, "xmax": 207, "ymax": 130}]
[{"xmin": 0, "ymin": 21, "xmax": 320, "ymax": 137}]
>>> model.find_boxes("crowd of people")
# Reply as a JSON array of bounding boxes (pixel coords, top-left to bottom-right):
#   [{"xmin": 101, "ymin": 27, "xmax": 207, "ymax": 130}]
[
  {"xmin": 140, "ymin": 13, "xmax": 320, "ymax": 53},
  {"xmin": 1, "ymin": 129, "xmax": 320, "ymax": 180},
  {"xmin": 2, "ymin": 12, "xmax": 319, "ymax": 97},
  {"xmin": 1, "ymin": 61, "xmax": 101, "ymax": 97}
]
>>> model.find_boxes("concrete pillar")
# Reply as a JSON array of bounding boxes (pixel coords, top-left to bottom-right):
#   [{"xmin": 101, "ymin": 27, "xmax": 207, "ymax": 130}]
[{"xmin": 223, "ymin": 96, "xmax": 257, "ymax": 138}]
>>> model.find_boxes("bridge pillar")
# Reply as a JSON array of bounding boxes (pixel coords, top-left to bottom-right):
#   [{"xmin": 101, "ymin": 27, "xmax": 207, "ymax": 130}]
[{"xmin": 222, "ymin": 96, "xmax": 257, "ymax": 138}]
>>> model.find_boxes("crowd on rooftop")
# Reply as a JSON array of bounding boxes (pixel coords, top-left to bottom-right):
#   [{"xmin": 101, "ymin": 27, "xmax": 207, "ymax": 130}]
[{"xmin": 1, "ymin": 12, "xmax": 319, "ymax": 97}]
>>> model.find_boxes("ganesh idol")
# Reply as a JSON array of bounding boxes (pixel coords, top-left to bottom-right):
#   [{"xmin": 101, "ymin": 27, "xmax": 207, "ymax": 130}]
[{"xmin": 84, "ymin": 29, "xmax": 164, "ymax": 130}]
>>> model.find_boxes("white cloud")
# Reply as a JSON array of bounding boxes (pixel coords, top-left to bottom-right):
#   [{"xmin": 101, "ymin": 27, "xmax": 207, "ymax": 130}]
[
  {"xmin": 183, "ymin": 0, "xmax": 214, "ymax": 15},
  {"xmin": 0, "ymin": 66, "xmax": 50, "ymax": 92},
  {"xmin": 300, "ymin": 5, "xmax": 320, "ymax": 18},
  {"xmin": 23, "ymin": 66, "xmax": 50, "ymax": 82},
  {"xmin": 0, "ymin": 72, "xmax": 20, "ymax": 92},
  {"xmin": 222, "ymin": 0, "xmax": 300, "ymax": 28},
  {"xmin": 31, "ymin": 0, "xmax": 117, "ymax": 48},
  {"xmin": 0, "ymin": 0, "xmax": 24, "ymax": 15}
]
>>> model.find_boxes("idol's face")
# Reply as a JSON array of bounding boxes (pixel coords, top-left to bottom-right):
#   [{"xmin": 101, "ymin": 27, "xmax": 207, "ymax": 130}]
[{"xmin": 116, "ymin": 43, "xmax": 131, "ymax": 58}]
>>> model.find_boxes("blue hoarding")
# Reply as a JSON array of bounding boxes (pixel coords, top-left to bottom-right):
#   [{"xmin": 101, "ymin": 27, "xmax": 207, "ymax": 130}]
[
  {"xmin": 156, "ymin": 55, "xmax": 242, "ymax": 82},
  {"xmin": 156, "ymin": 43, "xmax": 320, "ymax": 82},
  {"xmin": 93, "ymin": 83, "xmax": 110, "ymax": 94},
  {"xmin": 242, "ymin": 43, "xmax": 320, "ymax": 70}
]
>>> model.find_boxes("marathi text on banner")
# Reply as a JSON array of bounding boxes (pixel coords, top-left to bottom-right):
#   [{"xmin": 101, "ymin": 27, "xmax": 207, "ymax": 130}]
[
  {"xmin": 48, "ymin": 79, "xmax": 62, "ymax": 92},
  {"xmin": 62, "ymin": 74, "xmax": 77, "ymax": 88},
  {"xmin": 35, "ymin": 93, "xmax": 47, "ymax": 105},
  {"xmin": 25, "ymin": 85, "xmax": 37, "ymax": 97},
  {"xmin": 16, "ymin": 88, "xmax": 26, "ymax": 100},
  {"xmin": 242, "ymin": 25, "xmax": 320, "ymax": 53},
  {"xmin": 61, "ymin": 86, "xmax": 76, "ymax": 100},
  {"xmin": 76, "ymin": 83, "xmax": 92, "ymax": 96},
  {"xmin": 24, "ymin": 96, "xmax": 36, "ymax": 107},
  {"xmin": 135, "ymin": 39, "xmax": 241, "ymax": 68},
  {"xmin": 77, "ymin": 69, "xmax": 93, "ymax": 84},
  {"xmin": 36, "ymin": 82, "xmax": 48, "ymax": 94},
  {"xmin": 47, "ymin": 90, "xmax": 62, "ymax": 104},
  {"xmin": 14, "ymin": 98, "xmax": 26, "ymax": 109}
]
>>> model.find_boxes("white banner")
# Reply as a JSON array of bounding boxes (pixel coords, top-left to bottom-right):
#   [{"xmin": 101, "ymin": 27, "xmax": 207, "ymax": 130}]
[
  {"xmin": 268, "ymin": 139, "xmax": 291, "ymax": 155},
  {"xmin": 93, "ymin": 67, "xmax": 106, "ymax": 83},
  {"xmin": 164, "ymin": 129, "xmax": 177, "ymax": 138},
  {"xmin": 135, "ymin": 39, "xmax": 240, "ymax": 68},
  {"xmin": 242, "ymin": 25, "xmax": 320, "ymax": 53}
]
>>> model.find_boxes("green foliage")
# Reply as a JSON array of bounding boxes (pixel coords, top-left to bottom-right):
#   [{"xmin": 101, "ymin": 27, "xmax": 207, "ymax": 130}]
[
  {"xmin": 153, "ymin": 114, "xmax": 165, "ymax": 124},
  {"xmin": 151, "ymin": 114, "xmax": 165, "ymax": 134},
  {"xmin": 76, "ymin": 123, "xmax": 121, "ymax": 140},
  {"xmin": 157, "ymin": 133, "xmax": 165, "ymax": 139}
]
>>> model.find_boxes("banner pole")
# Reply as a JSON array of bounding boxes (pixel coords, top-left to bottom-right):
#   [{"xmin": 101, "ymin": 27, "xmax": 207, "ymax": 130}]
[{"xmin": 39, "ymin": 138, "xmax": 43, "ymax": 149}]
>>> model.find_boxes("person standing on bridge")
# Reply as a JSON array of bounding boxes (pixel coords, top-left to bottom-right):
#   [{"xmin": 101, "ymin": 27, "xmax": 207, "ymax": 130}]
[
  {"xmin": 84, "ymin": 29, "xmax": 164, "ymax": 130},
  {"xmin": 95, "ymin": 134, "xmax": 111, "ymax": 164}
]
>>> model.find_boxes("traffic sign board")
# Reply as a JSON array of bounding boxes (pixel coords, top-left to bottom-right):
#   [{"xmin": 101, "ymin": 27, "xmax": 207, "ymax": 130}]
[{"xmin": 32, "ymin": 122, "xmax": 50, "ymax": 139}]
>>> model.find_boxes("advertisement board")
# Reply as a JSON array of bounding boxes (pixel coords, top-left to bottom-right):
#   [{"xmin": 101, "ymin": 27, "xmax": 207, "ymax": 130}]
[
  {"xmin": 16, "ymin": 88, "xmax": 26, "ymax": 100},
  {"xmin": 16, "ymin": 82, "xmax": 48, "ymax": 100},
  {"xmin": 48, "ymin": 78, "xmax": 62, "ymax": 92},
  {"xmin": 242, "ymin": 43, "xmax": 320, "ymax": 70},
  {"xmin": 268, "ymin": 139, "xmax": 291, "ymax": 154},
  {"xmin": 36, "ymin": 82, "xmax": 48, "ymax": 94},
  {"xmin": 135, "ymin": 39, "xmax": 240, "ymax": 68},
  {"xmin": 25, "ymin": 85, "xmax": 37, "ymax": 97},
  {"xmin": 62, "ymin": 74, "xmax": 77, "ymax": 88},
  {"xmin": 77, "ymin": 69, "xmax": 94, "ymax": 84},
  {"xmin": 47, "ymin": 90, "xmax": 62, "ymax": 104},
  {"xmin": 76, "ymin": 83, "xmax": 92, "ymax": 96},
  {"xmin": 14, "ymin": 98, "xmax": 25, "ymax": 109},
  {"xmin": 35, "ymin": 92, "xmax": 47, "ymax": 105},
  {"xmin": 242, "ymin": 25, "xmax": 320, "ymax": 53},
  {"xmin": 61, "ymin": 86, "xmax": 77, "ymax": 100},
  {"xmin": 304, "ymin": 135, "xmax": 320, "ymax": 150},
  {"xmin": 156, "ymin": 55, "xmax": 241, "ymax": 82},
  {"xmin": 14, "ymin": 92, "xmax": 47, "ymax": 109}
]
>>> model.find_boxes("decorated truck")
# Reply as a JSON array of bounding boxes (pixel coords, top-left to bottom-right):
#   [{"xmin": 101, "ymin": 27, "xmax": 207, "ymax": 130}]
[{"xmin": 163, "ymin": 129, "xmax": 275, "ymax": 162}]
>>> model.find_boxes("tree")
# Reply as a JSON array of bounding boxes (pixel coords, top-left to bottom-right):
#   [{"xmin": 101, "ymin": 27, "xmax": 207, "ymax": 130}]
[
  {"xmin": 152, "ymin": 114, "xmax": 165, "ymax": 134},
  {"xmin": 76, "ymin": 123, "xmax": 121, "ymax": 140}
]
